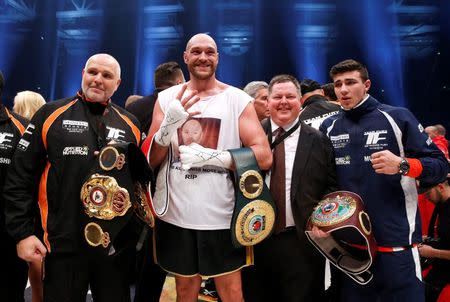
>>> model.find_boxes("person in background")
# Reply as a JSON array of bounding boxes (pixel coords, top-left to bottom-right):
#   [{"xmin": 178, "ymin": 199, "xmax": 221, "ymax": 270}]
[
  {"xmin": 425, "ymin": 125, "xmax": 449, "ymax": 160},
  {"xmin": 321, "ymin": 82, "xmax": 340, "ymax": 105},
  {"xmin": 0, "ymin": 71, "xmax": 28, "ymax": 302},
  {"xmin": 129, "ymin": 62, "xmax": 185, "ymax": 302},
  {"xmin": 12, "ymin": 90, "xmax": 46, "ymax": 302},
  {"xmin": 13, "ymin": 90, "xmax": 46, "ymax": 121},
  {"xmin": 243, "ymin": 81, "xmax": 270, "ymax": 121},
  {"xmin": 418, "ymin": 176, "xmax": 450, "ymax": 301},
  {"xmin": 298, "ymin": 79, "xmax": 340, "ymax": 129},
  {"xmin": 124, "ymin": 94, "xmax": 143, "ymax": 109},
  {"xmin": 419, "ymin": 124, "xmax": 449, "ymax": 247},
  {"xmin": 127, "ymin": 61, "xmax": 185, "ymax": 135}
]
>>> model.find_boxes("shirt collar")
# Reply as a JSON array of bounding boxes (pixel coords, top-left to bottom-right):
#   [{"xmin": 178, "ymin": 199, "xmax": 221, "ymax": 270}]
[{"xmin": 270, "ymin": 117, "xmax": 300, "ymax": 133}]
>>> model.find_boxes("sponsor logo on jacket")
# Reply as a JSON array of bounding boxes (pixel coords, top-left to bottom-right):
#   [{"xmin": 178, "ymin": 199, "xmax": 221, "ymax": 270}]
[
  {"xmin": 364, "ymin": 130, "xmax": 388, "ymax": 150},
  {"xmin": 335, "ymin": 155, "xmax": 351, "ymax": 165},
  {"xmin": 330, "ymin": 134, "xmax": 349, "ymax": 149},
  {"xmin": 17, "ymin": 138, "xmax": 30, "ymax": 151},
  {"xmin": 106, "ymin": 126, "xmax": 125, "ymax": 141},
  {"xmin": 303, "ymin": 111, "xmax": 339, "ymax": 130},
  {"xmin": 24, "ymin": 124, "xmax": 35, "ymax": 136},
  {"xmin": 63, "ymin": 146, "xmax": 89, "ymax": 156},
  {"xmin": 0, "ymin": 132, "xmax": 14, "ymax": 149},
  {"xmin": 0, "ymin": 157, "xmax": 11, "ymax": 164},
  {"xmin": 63, "ymin": 120, "xmax": 89, "ymax": 133}
]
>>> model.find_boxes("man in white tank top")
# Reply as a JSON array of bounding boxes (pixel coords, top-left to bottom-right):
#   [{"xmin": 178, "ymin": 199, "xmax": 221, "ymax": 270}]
[{"xmin": 145, "ymin": 33, "xmax": 272, "ymax": 302}]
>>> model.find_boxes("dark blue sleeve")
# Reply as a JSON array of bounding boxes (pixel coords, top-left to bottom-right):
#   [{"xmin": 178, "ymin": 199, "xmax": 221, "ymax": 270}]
[{"xmin": 394, "ymin": 107, "xmax": 448, "ymax": 185}]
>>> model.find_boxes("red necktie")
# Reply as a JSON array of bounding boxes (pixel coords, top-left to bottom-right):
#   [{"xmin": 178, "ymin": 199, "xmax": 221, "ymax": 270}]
[{"xmin": 270, "ymin": 127, "xmax": 286, "ymax": 233}]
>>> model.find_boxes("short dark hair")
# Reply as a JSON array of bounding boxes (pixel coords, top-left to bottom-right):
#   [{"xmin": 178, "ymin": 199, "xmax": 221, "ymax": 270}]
[
  {"xmin": 154, "ymin": 61, "xmax": 183, "ymax": 89},
  {"xmin": 329, "ymin": 59, "xmax": 369, "ymax": 82},
  {"xmin": 0, "ymin": 70, "xmax": 4, "ymax": 97},
  {"xmin": 321, "ymin": 83, "xmax": 337, "ymax": 102},
  {"xmin": 300, "ymin": 79, "xmax": 322, "ymax": 95},
  {"xmin": 268, "ymin": 74, "xmax": 301, "ymax": 95}
]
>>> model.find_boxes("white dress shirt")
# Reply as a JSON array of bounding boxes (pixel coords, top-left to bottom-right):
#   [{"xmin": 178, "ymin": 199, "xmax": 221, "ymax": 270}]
[{"xmin": 266, "ymin": 117, "xmax": 301, "ymax": 228}]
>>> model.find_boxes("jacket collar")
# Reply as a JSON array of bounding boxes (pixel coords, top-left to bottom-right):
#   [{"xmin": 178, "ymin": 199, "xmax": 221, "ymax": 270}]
[
  {"xmin": 343, "ymin": 95, "xmax": 378, "ymax": 120},
  {"xmin": 77, "ymin": 90, "xmax": 110, "ymax": 115}
]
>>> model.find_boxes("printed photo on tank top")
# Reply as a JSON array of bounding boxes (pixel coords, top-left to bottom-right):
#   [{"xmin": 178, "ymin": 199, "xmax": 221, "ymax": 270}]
[{"xmin": 170, "ymin": 117, "xmax": 226, "ymax": 176}]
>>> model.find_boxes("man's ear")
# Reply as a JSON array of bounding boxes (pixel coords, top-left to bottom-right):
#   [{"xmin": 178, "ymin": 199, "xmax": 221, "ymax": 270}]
[
  {"xmin": 114, "ymin": 79, "xmax": 121, "ymax": 91},
  {"xmin": 364, "ymin": 79, "xmax": 371, "ymax": 92}
]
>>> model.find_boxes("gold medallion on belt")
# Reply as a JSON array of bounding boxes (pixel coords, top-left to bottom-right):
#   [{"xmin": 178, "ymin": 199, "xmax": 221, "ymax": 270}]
[{"xmin": 80, "ymin": 174, "xmax": 131, "ymax": 220}]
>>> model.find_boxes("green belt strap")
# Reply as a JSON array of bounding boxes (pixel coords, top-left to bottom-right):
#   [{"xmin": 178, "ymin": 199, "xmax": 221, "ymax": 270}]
[{"xmin": 229, "ymin": 148, "xmax": 276, "ymax": 248}]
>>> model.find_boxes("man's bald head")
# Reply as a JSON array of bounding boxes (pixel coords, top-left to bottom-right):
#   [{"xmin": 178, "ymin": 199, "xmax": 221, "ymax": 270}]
[
  {"xmin": 184, "ymin": 33, "xmax": 219, "ymax": 80},
  {"xmin": 82, "ymin": 53, "xmax": 122, "ymax": 103},
  {"xmin": 84, "ymin": 53, "xmax": 121, "ymax": 79},
  {"xmin": 186, "ymin": 33, "xmax": 217, "ymax": 52}
]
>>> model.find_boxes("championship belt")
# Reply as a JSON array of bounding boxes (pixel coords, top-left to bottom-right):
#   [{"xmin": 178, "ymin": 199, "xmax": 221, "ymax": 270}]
[
  {"xmin": 80, "ymin": 142, "xmax": 154, "ymax": 252},
  {"xmin": 81, "ymin": 174, "xmax": 131, "ymax": 220},
  {"xmin": 229, "ymin": 148, "xmax": 276, "ymax": 248},
  {"xmin": 305, "ymin": 191, "xmax": 377, "ymax": 285}
]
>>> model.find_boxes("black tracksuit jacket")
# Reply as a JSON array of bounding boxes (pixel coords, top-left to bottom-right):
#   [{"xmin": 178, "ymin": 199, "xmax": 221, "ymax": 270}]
[{"xmin": 3, "ymin": 92, "xmax": 141, "ymax": 253}]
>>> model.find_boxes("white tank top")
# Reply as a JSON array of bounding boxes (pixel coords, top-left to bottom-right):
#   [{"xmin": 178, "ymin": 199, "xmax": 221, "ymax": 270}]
[{"xmin": 156, "ymin": 84, "xmax": 252, "ymax": 229}]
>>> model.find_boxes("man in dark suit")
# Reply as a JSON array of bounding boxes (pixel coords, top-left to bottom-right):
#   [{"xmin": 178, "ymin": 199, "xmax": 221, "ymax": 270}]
[
  {"xmin": 242, "ymin": 74, "xmax": 338, "ymax": 302},
  {"xmin": 126, "ymin": 61, "xmax": 185, "ymax": 134},
  {"xmin": 127, "ymin": 61, "xmax": 184, "ymax": 302}
]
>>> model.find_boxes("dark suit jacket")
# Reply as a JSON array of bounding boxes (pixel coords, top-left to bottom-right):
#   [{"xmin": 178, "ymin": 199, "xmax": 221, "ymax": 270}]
[
  {"xmin": 244, "ymin": 119, "xmax": 338, "ymax": 302},
  {"xmin": 263, "ymin": 118, "xmax": 338, "ymax": 241},
  {"xmin": 125, "ymin": 90, "xmax": 160, "ymax": 134}
]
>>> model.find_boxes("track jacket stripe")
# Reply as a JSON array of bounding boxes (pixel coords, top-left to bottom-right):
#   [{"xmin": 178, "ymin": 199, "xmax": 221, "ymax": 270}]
[
  {"xmin": 42, "ymin": 99, "xmax": 78, "ymax": 149},
  {"xmin": 5, "ymin": 108, "xmax": 25, "ymax": 135},
  {"xmin": 38, "ymin": 162, "xmax": 51, "ymax": 251},
  {"xmin": 112, "ymin": 107, "xmax": 141, "ymax": 144}
]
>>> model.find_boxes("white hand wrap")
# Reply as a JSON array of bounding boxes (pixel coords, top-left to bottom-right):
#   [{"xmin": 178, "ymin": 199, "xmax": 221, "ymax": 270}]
[
  {"xmin": 154, "ymin": 101, "xmax": 189, "ymax": 147},
  {"xmin": 179, "ymin": 143, "xmax": 233, "ymax": 170}
]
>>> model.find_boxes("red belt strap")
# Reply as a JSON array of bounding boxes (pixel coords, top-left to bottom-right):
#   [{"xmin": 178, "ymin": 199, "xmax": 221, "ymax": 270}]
[{"xmin": 347, "ymin": 242, "xmax": 419, "ymax": 253}]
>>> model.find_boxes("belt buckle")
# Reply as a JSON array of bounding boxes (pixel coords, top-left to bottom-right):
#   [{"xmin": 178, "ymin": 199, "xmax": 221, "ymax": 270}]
[
  {"xmin": 99, "ymin": 146, "xmax": 126, "ymax": 171},
  {"xmin": 239, "ymin": 170, "xmax": 264, "ymax": 199},
  {"xmin": 84, "ymin": 222, "xmax": 111, "ymax": 248}
]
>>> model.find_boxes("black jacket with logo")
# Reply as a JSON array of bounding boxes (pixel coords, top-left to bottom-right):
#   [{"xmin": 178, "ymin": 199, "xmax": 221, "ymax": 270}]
[
  {"xmin": 3, "ymin": 93, "xmax": 141, "ymax": 253},
  {"xmin": 0, "ymin": 104, "xmax": 27, "ymax": 239},
  {"xmin": 299, "ymin": 94, "xmax": 340, "ymax": 129}
]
